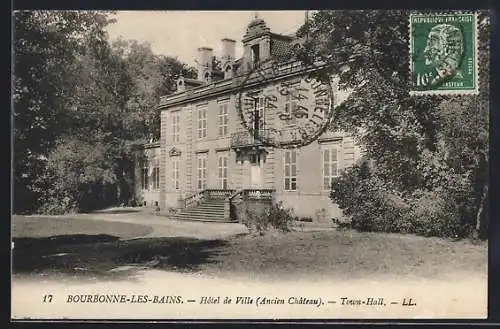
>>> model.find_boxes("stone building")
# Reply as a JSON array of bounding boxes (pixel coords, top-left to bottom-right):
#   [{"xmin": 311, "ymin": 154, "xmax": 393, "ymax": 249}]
[{"xmin": 135, "ymin": 17, "xmax": 362, "ymax": 221}]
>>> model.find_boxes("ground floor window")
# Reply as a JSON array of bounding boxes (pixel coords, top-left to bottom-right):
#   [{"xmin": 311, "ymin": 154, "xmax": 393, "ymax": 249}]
[
  {"xmin": 284, "ymin": 150, "xmax": 297, "ymax": 191},
  {"xmin": 323, "ymin": 146, "xmax": 339, "ymax": 190},
  {"xmin": 197, "ymin": 153, "xmax": 208, "ymax": 190},
  {"xmin": 141, "ymin": 160, "xmax": 149, "ymax": 190},
  {"xmin": 172, "ymin": 158, "xmax": 180, "ymax": 190},
  {"xmin": 152, "ymin": 157, "xmax": 160, "ymax": 190},
  {"xmin": 218, "ymin": 153, "xmax": 228, "ymax": 189}
]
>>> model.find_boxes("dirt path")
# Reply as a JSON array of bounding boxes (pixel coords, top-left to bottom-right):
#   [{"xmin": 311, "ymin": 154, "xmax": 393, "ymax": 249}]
[
  {"xmin": 80, "ymin": 209, "xmax": 249, "ymax": 240},
  {"xmin": 12, "ymin": 269, "xmax": 487, "ymax": 319}
]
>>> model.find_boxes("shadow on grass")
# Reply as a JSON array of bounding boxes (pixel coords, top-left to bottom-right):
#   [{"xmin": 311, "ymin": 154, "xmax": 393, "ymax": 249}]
[
  {"xmin": 13, "ymin": 234, "xmax": 228, "ymax": 280},
  {"xmin": 80, "ymin": 208, "xmax": 142, "ymax": 214}
]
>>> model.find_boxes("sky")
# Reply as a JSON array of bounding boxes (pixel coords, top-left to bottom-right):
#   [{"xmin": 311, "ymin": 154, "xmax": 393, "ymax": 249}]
[{"xmin": 106, "ymin": 11, "xmax": 308, "ymax": 67}]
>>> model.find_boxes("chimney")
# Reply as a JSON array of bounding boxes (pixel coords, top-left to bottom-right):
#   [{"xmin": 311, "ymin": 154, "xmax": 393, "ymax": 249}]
[
  {"xmin": 221, "ymin": 39, "xmax": 236, "ymax": 79},
  {"xmin": 221, "ymin": 38, "xmax": 236, "ymax": 61},
  {"xmin": 197, "ymin": 47, "xmax": 214, "ymax": 83}
]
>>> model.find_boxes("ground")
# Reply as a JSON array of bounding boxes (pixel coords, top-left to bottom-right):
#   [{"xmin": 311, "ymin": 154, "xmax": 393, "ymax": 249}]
[{"xmin": 11, "ymin": 208, "xmax": 488, "ymax": 319}]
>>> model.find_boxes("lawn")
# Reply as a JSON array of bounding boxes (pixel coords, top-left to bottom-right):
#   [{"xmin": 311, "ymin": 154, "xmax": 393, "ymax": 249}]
[
  {"xmin": 12, "ymin": 215, "xmax": 153, "ymax": 239},
  {"xmin": 11, "ymin": 215, "xmax": 487, "ymax": 281},
  {"xmin": 202, "ymin": 230, "xmax": 488, "ymax": 281}
]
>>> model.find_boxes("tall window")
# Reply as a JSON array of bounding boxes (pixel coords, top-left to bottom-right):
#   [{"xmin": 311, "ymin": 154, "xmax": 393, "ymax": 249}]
[
  {"xmin": 284, "ymin": 92, "xmax": 297, "ymax": 124},
  {"xmin": 323, "ymin": 146, "xmax": 339, "ymax": 190},
  {"xmin": 254, "ymin": 96, "xmax": 265, "ymax": 131},
  {"xmin": 197, "ymin": 153, "xmax": 208, "ymax": 190},
  {"xmin": 218, "ymin": 102, "xmax": 229, "ymax": 136},
  {"xmin": 251, "ymin": 44, "xmax": 260, "ymax": 65},
  {"xmin": 141, "ymin": 159, "xmax": 149, "ymax": 190},
  {"xmin": 172, "ymin": 112, "xmax": 180, "ymax": 143},
  {"xmin": 172, "ymin": 158, "xmax": 180, "ymax": 190},
  {"xmin": 343, "ymin": 141, "xmax": 355, "ymax": 169},
  {"xmin": 284, "ymin": 150, "xmax": 297, "ymax": 191},
  {"xmin": 218, "ymin": 154, "xmax": 228, "ymax": 189},
  {"xmin": 152, "ymin": 157, "xmax": 160, "ymax": 190},
  {"xmin": 197, "ymin": 106, "xmax": 207, "ymax": 139}
]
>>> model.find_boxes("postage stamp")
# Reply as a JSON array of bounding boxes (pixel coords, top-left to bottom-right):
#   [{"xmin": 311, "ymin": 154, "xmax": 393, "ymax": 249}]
[
  {"xmin": 236, "ymin": 57, "xmax": 334, "ymax": 149},
  {"xmin": 409, "ymin": 12, "xmax": 478, "ymax": 95}
]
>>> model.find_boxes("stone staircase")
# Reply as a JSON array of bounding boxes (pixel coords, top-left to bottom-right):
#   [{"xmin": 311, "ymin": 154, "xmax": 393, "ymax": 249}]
[
  {"xmin": 170, "ymin": 199, "xmax": 232, "ymax": 223},
  {"xmin": 170, "ymin": 189, "xmax": 275, "ymax": 223}
]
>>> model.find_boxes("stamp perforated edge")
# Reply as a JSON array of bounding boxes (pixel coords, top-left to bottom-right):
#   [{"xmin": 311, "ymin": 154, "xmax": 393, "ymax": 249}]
[{"xmin": 409, "ymin": 11, "xmax": 479, "ymax": 96}]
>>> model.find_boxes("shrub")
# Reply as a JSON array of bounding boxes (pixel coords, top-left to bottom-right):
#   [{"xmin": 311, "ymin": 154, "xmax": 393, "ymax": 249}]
[
  {"xmin": 330, "ymin": 158, "xmax": 477, "ymax": 239},
  {"xmin": 331, "ymin": 164, "xmax": 410, "ymax": 233},
  {"xmin": 242, "ymin": 201, "xmax": 295, "ymax": 235},
  {"xmin": 407, "ymin": 190, "xmax": 464, "ymax": 238}
]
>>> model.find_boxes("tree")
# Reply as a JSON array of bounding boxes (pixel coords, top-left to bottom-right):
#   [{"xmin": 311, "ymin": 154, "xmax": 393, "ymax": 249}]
[
  {"xmin": 14, "ymin": 11, "xmax": 198, "ymax": 214},
  {"xmin": 298, "ymin": 10, "xmax": 490, "ymax": 238},
  {"xmin": 13, "ymin": 10, "xmax": 116, "ymax": 213}
]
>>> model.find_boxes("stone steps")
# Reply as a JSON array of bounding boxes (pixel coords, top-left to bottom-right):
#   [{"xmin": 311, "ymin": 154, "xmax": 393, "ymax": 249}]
[{"xmin": 171, "ymin": 200, "xmax": 234, "ymax": 223}]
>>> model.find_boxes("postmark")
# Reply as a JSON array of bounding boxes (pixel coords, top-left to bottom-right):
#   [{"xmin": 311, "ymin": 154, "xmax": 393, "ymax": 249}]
[
  {"xmin": 236, "ymin": 57, "xmax": 335, "ymax": 149},
  {"xmin": 409, "ymin": 12, "xmax": 478, "ymax": 95}
]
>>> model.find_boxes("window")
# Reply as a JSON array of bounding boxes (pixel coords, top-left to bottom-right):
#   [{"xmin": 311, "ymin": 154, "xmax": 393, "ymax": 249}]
[
  {"xmin": 343, "ymin": 141, "xmax": 355, "ymax": 169},
  {"xmin": 172, "ymin": 158, "xmax": 180, "ymax": 190},
  {"xmin": 197, "ymin": 153, "xmax": 208, "ymax": 190},
  {"xmin": 284, "ymin": 150, "xmax": 297, "ymax": 191},
  {"xmin": 252, "ymin": 96, "xmax": 265, "ymax": 132},
  {"xmin": 218, "ymin": 103, "xmax": 229, "ymax": 136},
  {"xmin": 172, "ymin": 112, "xmax": 180, "ymax": 143},
  {"xmin": 152, "ymin": 157, "xmax": 160, "ymax": 190},
  {"xmin": 141, "ymin": 159, "xmax": 149, "ymax": 190},
  {"xmin": 197, "ymin": 107, "xmax": 207, "ymax": 139},
  {"xmin": 251, "ymin": 44, "xmax": 260, "ymax": 65},
  {"xmin": 323, "ymin": 147, "xmax": 339, "ymax": 190},
  {"xmin": 284, "ymin": 92, "xmax": 298, "ymax": 124},
  {"xmin": 217, "ymin": 154, "xmax": 228, "ymax": 189}
]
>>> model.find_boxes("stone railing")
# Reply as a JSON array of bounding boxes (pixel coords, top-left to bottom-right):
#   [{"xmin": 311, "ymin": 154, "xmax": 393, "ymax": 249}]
[
  {"xmin": 182, "ymin": 188, "xmax": 275, "ymax": 221},
  {"xmin": 182, "ymin": 190, "xmax": 206, "ymax": 209},
  {"xmin": 205, "ymin": 189, "xmax": 235, "ymax": 200},
  {"xmin": 242, "ymin": 188, "xmax": 275, "ymax": 201},
  {"xmin": 227, "ymin": 188, "xmax": 276, "ymax": 221}
]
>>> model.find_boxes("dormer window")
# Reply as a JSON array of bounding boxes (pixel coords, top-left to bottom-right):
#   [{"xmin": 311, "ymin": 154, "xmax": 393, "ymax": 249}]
[
  {"xmin": 251, "ymin": 44, "xmax": 260, "ymax": 65},
  {"xmin": 204, "ymin": 72, "xmax": 210, "ymax": 82}
]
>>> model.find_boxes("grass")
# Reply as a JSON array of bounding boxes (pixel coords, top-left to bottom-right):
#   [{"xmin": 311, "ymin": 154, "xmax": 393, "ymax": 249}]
[
  {"xmin": 12, "ymin": 215, "xmax": 153, "ymax": 239},
  {"xmin": 11, "ymin": 215, "xmax": 487, "ymax": 282},
  {"xmin": 201, "ymin": 230, "xmax": 488, "ymax": 281}
]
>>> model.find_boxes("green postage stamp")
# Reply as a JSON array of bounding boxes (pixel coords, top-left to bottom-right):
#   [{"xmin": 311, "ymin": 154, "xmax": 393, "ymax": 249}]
[{"xmin": 410, "ymin": 12, "xmax": 478, "ymax": 95}]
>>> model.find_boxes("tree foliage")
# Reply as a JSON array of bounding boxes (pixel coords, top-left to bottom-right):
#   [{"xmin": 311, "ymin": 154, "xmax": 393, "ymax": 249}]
[
  {"xmin": 298, "ymin": 10, "xmax": 490, "ymax": 239},
  {"xmin": 13, "ymin": 10, "xmax": 196, "ymax": 214}
]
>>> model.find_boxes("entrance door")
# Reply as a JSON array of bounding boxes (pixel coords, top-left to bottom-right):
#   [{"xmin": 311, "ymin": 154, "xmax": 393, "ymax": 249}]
[{"xmin": 250, "ymin": 154, "xmax": 262, "ymax": 188}]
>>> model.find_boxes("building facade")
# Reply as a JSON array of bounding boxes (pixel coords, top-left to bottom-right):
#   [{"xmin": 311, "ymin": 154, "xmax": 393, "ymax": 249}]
[{"xmin": 136, "ymin": 17, "xmax": 362, "ymax": 219}]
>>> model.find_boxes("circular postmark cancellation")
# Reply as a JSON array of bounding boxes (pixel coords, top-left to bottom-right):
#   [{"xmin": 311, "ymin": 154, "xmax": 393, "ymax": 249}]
[
  {"xmin": 410, "ymin": 12, "xmax": 478, "ymax": 95},
  {"xmin": 236, "ymin": 56, "xmax": 335, "ymax": 149}
]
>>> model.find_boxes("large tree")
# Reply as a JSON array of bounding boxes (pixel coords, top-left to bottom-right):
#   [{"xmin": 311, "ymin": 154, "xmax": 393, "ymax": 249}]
[
  {"xmin": 14, "ymin": 11, "xmax": 198, "ymax": 214},
  {"xmin": 13, "ymin": 11, "xmax": 116, "ymax": 213},
  {"xmin": 297, "ymin": 10, "xmax": 490, "ymax": 238}
]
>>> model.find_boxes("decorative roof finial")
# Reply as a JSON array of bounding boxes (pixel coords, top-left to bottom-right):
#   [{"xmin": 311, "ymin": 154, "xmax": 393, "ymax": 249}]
[{"xmin": 254, "ymin": 11, "xmax": 259, "ymax": 20}]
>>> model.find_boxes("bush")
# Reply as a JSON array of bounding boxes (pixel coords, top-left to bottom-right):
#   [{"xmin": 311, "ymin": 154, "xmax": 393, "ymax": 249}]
[
  {"xmin": 331, "ymin": 162, "xmax": 410, "ymax": 233},
  {"xmin": 407, "ymin": 190, "xmax": 464, "ymax": 238},
  {"xmin": 330, "ymin": 159, "xmax": 478, "ymax": 239},
  {"xmin": 242, "ymin": 201, "xmax": 295, "ymax": 235}
]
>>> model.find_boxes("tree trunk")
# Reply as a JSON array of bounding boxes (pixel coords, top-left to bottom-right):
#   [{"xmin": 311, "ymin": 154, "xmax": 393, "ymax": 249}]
[{"xmin": 474, "ymin": 183, "xmax": 488, "ymax": 239}]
